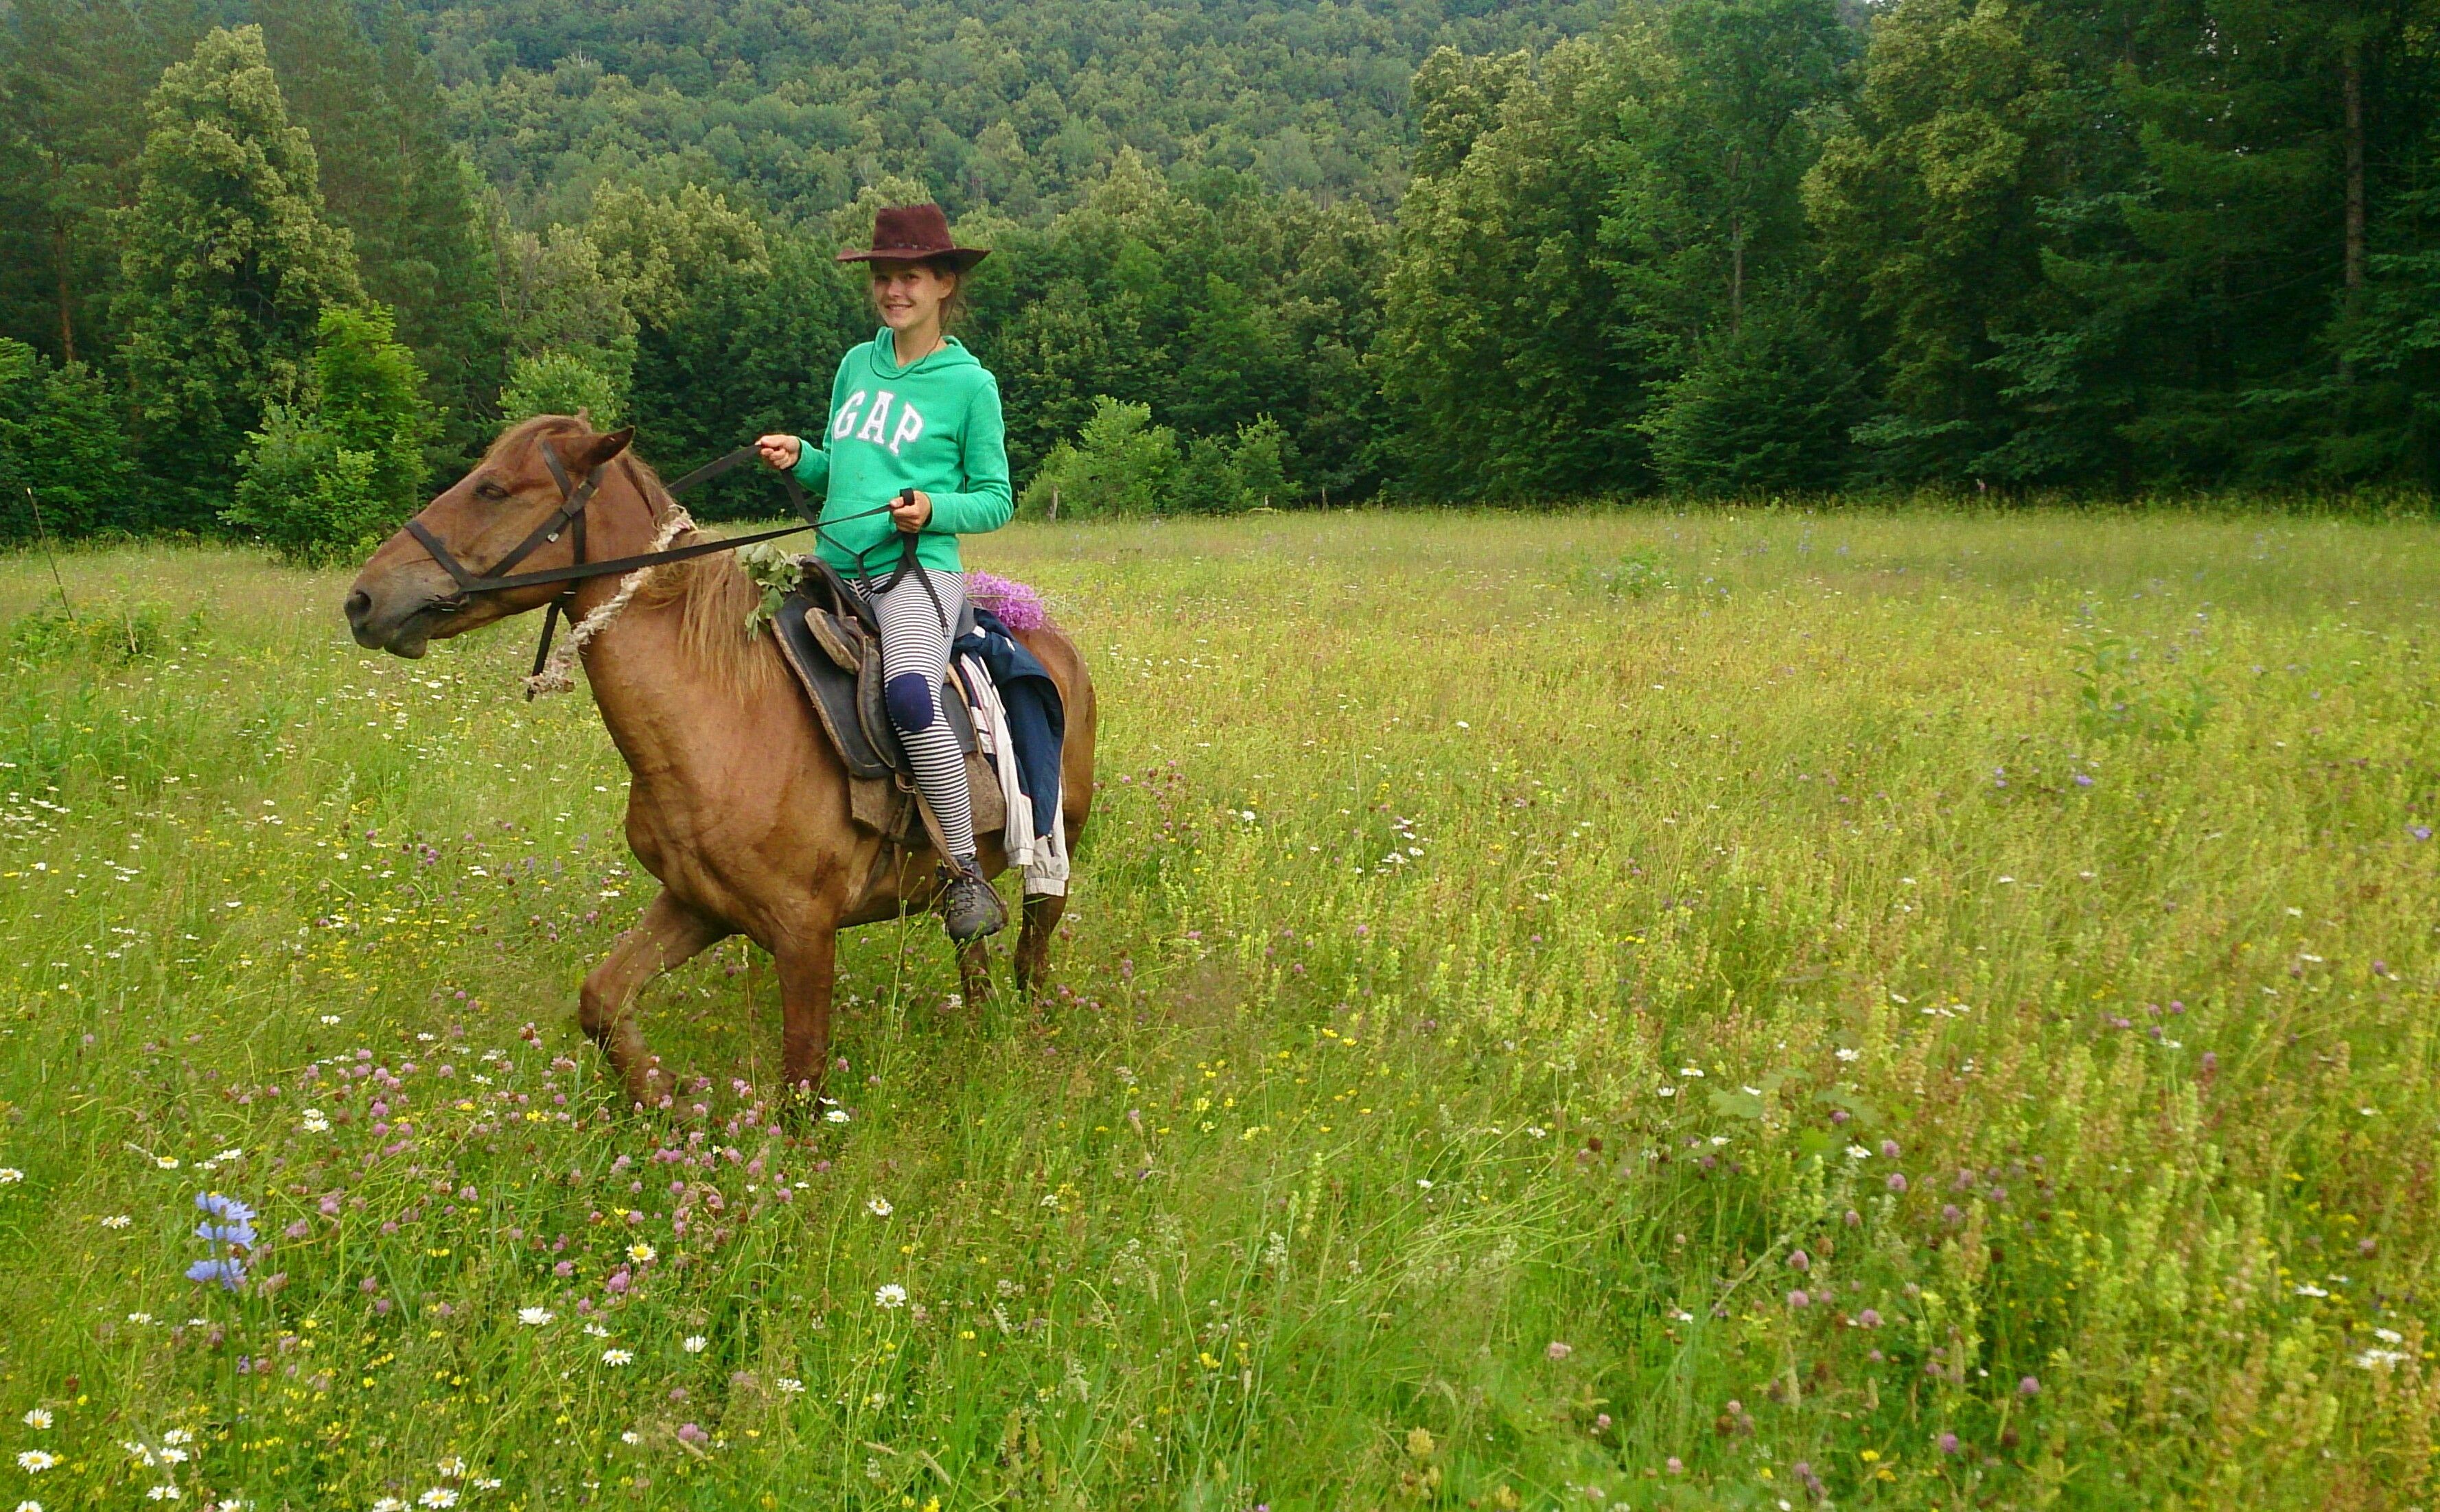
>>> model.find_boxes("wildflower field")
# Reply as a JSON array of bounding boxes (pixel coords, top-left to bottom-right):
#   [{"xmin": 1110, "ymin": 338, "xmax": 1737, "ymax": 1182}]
[{"xmin": 0, "ymin": 507, "xmax": 2436, "ymax": 1511}]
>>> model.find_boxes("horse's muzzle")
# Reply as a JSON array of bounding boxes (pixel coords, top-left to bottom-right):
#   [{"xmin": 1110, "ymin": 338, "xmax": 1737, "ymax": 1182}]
[{"xmin": 344, "ymin": 583, "xmax": 450, "ymax": 658}]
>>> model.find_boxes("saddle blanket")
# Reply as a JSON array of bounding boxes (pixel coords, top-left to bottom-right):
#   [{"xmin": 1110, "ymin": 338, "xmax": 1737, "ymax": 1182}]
[{"xmin": 770, "ymin": 585, "xmax": 1069, "ymax": 896}]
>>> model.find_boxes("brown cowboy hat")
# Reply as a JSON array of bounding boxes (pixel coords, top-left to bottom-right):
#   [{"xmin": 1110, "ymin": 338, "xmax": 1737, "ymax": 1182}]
[{"xmin": 836, "ymin": 202, "xmax": 989, "ymax": 272}]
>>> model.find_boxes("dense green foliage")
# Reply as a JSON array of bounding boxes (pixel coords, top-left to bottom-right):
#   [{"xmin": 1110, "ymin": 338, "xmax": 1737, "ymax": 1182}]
[
  {"xmin": 224, "ymin": 305, "xmax": 439, "ymax": 561},
  {"xmin": 113, "ymin": 25, "xmax": 366, "ymax": 532},
  {"xmin": 5, "ymin": 0, "xmax": 2440, "ymax": 537},
  {"xmin": 410, "ymin": 0, "xmax": 1603, "ymax": 223},
  {"xmin": 0, "ymin": 339, "xmax": 138, "ymax": 539}
]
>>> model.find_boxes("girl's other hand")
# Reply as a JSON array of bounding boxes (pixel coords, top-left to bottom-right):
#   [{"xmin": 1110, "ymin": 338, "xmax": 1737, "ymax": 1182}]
[
  {"xmin": 890, "ymin": 489, "xmax": 933, "ymax": 532},
  {"xmin": 755, "ymin": 433, "xmax": 802, "ymax": 470}
]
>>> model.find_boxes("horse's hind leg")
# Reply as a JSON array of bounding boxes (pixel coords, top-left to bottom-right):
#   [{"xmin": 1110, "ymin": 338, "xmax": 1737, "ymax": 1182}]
[
  {"xmin": 1012, "ymin": 892, "xmax": 1067, "ymax": 1000},
  {"xmin": 581, "ymin": 890, "xmax": 728, "ymax": 1111},
  {"xmin": 956, "ymin": 938, "xmax": 993, "ymax": 1008}
]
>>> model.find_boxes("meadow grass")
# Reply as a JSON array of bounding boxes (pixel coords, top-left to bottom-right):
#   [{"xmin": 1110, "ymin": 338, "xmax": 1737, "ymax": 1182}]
[{"xmin": 0, "ymin": 506, "xmax": 2435, "ymax": 1510}]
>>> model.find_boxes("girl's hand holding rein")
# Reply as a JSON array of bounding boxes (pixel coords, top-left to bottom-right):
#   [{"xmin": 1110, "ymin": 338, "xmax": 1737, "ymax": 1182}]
[
  {"xmin": 890, "ymin": 490, "xmax": 934, "ymax": 532},
  {"xmin": 755, "ymin": 433, "xmax": 802, "ymax": 470}
]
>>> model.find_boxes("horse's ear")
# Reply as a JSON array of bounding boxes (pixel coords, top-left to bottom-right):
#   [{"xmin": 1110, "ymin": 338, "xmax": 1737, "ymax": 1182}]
[{"xmin": 566, "ymin": 426, "xmax": 635, "ymax": 474}]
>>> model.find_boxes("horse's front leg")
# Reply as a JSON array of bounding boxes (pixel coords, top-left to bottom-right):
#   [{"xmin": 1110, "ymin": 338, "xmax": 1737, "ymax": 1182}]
[
  {"xmin": 581, "ymin": 889, "xmax": 728, "ymax": 1110},
  {"xmin": 774, "ymin": 917, "xmax": 843, "ymax": 1104}
]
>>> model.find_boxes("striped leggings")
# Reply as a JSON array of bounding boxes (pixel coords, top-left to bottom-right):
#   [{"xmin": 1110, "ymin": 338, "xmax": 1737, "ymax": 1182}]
[{"xmin": 864, "ymin": 567, "xmax": 974, "ymax": 861}]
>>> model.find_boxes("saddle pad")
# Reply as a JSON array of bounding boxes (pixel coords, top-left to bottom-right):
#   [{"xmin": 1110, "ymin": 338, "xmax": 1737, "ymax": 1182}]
[
  {"xmin": 773, "ymin": 591, "xmax": 979, "ymax": 782},
  {"xmin": 774, "ymin": 592, "xmax": 892, "ymax": 779}
]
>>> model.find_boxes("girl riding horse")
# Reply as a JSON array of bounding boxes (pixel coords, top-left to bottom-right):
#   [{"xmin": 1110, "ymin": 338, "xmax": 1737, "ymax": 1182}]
[{"xmin": 755, "ymin": 202, "xmax": 1009, "ymax": 944}]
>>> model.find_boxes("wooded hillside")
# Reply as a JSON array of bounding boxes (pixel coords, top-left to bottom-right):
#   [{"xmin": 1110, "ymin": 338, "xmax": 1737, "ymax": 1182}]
[{"xmin": 2, "ymin": 0, "xmax": 2435, "ymax": 548}]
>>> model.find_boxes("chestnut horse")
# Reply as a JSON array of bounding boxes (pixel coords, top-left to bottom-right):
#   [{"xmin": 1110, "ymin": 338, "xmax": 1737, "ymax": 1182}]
[{"xmin": 343, "ymin": 416, "xmax": 1096, "ymax": 1106}]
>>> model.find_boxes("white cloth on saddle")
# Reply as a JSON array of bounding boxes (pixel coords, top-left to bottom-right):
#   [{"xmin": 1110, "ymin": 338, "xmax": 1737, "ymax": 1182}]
[{"xmin": 953, "ymin": 653, "xmax": 1069, "ymax": 898}]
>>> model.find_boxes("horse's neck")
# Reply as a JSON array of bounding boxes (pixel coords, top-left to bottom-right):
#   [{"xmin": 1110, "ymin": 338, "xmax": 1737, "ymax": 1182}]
[{"xmin": 576, "ymin": 594, "xmax": 706, "ymax": 783}]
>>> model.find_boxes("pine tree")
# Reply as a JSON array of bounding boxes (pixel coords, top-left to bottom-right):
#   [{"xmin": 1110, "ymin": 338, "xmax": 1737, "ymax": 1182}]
[
  {"xmin": 257, "ymin": 0, "xmax": 507, "ymax": 472},
  {"xmin": 1643, "ymin": 305, "xmax": 1863, "ymax": 496},
  {"xmin": 1803, "ymin": 0, "xmax": 2067, "ymax": 485},
  {"xmin": 114, "ymin": 25, "xmax": 363, "ymax": 528},
  {"xmin": 0, "ymin": 0, "xmax": 202, "ymax": 366}
]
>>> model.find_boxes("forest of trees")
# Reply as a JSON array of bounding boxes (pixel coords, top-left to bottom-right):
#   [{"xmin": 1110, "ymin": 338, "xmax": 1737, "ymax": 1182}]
[{"xmin": 1, "ymin": 0, "xmax": 2436, "ymax": 550}]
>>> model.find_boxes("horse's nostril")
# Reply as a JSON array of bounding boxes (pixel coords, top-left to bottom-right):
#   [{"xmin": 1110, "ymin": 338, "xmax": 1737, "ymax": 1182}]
[{"xmin": 343, "ymin": 589, "xmax": 372, "ymax": 627}]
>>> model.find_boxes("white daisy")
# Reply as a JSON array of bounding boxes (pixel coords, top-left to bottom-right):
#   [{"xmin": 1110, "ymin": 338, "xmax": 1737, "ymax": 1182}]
[
  {"xmin": 517, "ymin": 1307, "xmax": 553, "ymax": 1327},
  {"xmin": 417, "ymin": 1490, "xmax": 458, "ymax": 1509},
  {"xmin": 14, "ymin": 1451, "xmax": 56, "ymax": 1472},
  {"xmin": 21, "ymin": 1410, "xmax": 50, "ymax": 1430},
  {"xmin": 865, "ymin": 1196, "xmax": 893, "ymax": 1217},
  {"xmin": 874, "ymin": 1283, "xmax": 907, "ymax": 1310},
  {"xmin": 601, "ymin": 1349, "xmax": 633, "ymax": 1366},
  {"xmin": 681, "ymin": 1336, "xmax": 708, "ymax": 1353}
]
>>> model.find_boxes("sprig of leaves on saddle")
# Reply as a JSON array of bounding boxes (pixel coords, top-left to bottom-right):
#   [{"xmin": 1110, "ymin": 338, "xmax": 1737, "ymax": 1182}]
[{"xmin": 738, "ymin": 541, "xmax": 809, "ymax": 635}]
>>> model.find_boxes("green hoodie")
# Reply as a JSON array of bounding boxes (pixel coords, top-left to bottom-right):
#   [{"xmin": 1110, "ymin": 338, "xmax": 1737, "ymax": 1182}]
[{"xmin": 789, "ymin": 329, "xmax": 1012, "ymax": 577}]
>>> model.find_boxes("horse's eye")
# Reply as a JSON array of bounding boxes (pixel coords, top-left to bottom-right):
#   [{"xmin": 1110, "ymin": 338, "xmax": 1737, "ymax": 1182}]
[{"xmin": 474, "ymin": 481, "xmax": 510, "ymax": 502}]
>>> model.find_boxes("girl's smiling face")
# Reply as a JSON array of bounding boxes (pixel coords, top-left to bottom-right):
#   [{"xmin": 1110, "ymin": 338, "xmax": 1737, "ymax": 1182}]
[{"xmin": 870, "ymin": 259, "xmax": 957, "ymax": 335}]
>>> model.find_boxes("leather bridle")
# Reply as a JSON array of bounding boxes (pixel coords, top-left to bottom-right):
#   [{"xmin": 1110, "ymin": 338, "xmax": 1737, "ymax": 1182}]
[{"xmin": 401, "ymin": 439, "xmax": 872, "ymax": 693}]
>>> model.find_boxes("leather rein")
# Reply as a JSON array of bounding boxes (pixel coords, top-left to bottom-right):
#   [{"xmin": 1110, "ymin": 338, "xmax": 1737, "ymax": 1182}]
[{"xmin": 402, "ymin": 440, "xmax": 896, "ymax": 697}]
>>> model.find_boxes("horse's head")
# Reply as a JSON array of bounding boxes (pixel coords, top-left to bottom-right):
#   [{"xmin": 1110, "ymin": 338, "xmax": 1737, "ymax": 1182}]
[{"xmin": 345, "ymin": 417, "xmax": 636, "ymax": 658}]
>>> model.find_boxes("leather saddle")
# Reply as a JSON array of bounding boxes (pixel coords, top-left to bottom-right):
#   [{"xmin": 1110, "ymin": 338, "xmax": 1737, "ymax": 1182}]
[{"xmin": 769, "ymin": 559, "xmax": 1003, "ymax": 844}]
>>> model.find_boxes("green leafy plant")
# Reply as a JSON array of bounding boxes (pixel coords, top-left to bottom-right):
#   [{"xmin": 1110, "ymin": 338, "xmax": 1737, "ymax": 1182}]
[
  {"xmin": 499, "ymin": 352, "xmax": 629, "ymax": 428},
  {"xmin": 223, "ymin": 304, "xmax": 436, "ymax": 563},
  {"xmin": 1019, "ymin": 396, "xmax": 1179, "ymax": 519},
  {"xmin": 2070, "ymin": 627, "xmax": 2216, "ymax": 742}
]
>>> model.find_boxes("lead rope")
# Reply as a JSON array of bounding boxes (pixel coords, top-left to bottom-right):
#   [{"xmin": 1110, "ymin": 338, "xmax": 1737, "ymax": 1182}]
[{"xmin": 524, "ymin": 503, "xmax": 697, "ymax": 698}]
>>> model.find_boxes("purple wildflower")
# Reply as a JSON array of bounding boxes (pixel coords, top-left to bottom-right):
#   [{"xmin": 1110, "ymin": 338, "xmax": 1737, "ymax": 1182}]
[
  {"xmin": 2019, "ymin": 1375, "xmax": 2040, "ymax": 1397},
  {"xmin": 1787, "ymin": 1249, "xmax": 1810, "ymax": 1272},
  {"xmin": 1887, "ymin": 1172, "xmax": 1908, "ymax": 1194},
  {"xmin": 1857, "ymin": 1308, "xmax": 1881, "ymax": 1327},
  {"xmin": 2413, "ymin": 825, "xmax": 2432, "ymax": 842},
  {"xmin": 1545, "ymin": 1340, "xmax": 1573, "ymax": 1361},
  {"xmin": 1880, "ymin": 1139, "xmax": 1901, "ymax": 1159},
  {"xmin": 963, "ymin": 571, "xmax": 1050, "ymax": 631},
  {"xmin": 1787, "ymin": 1289, "xmax": 1809, "ymax": 1309},
  {"xmin": 1939, "ymin": 1432, "xmax": 1960, "ymax": 1455}
]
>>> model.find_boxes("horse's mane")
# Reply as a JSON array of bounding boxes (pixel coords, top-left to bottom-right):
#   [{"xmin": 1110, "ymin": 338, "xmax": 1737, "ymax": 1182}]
[{"xmin": 616, "ymin": 450, "xmax": 783, "ymax": 698}]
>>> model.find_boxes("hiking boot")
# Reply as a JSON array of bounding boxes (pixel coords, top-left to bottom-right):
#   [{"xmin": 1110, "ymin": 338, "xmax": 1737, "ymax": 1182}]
[{"xmin": 938, "ymin": 858, "xmax": 1008, "ymax": 943}]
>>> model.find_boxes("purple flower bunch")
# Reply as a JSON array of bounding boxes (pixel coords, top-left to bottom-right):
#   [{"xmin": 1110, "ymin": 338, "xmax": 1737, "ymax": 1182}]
[
  {"xmin": 963, "ymin": 571, "xmax": 1050, "ymax": 631},
  {"xmin": 187, "ymin": 1191, "xmax": 257, "ymax": 1290}
]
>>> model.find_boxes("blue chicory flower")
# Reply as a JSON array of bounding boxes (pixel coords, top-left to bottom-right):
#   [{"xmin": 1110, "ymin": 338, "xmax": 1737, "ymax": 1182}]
[
  {"xmin": 196, "ymin": 1192, "xmax": 257, "ymax": 1224},
  {"xmin": 186, "ymin": 1256, "xmax": 246, "ymax": 1290}
]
